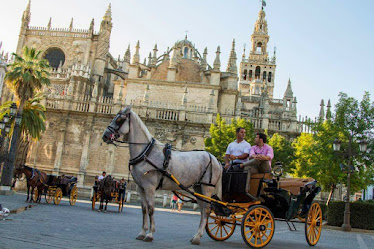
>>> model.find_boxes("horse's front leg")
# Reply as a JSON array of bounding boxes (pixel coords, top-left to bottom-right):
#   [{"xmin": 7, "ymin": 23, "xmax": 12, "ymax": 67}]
[
  {"xmin": 26, "ymin": 183, "xmax": 30, "ymax": 202},
  {"xmin": 104, "ymin": 198, "xmax": 109, "ymax": 212},
  {"xmin": 136, "ymin": 187, "xmax": 148, "ymax": 241},
  {"xmin": 30, "ymin": 186, "xmax": 35, "ymax": 203},
  {"xmin": 144, "ymin": 187, "xmax": 156, "ymax": 242},
  {"xmin": 190, "ymin": 186, "xmax": 214, "ymax": 245},
  {"xmin": 98, "ymin": 194, "xmax": 103, "ymax": 211}
]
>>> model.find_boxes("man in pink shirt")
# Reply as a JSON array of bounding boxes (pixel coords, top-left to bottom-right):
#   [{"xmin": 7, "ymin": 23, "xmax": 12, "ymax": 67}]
[{"xmin": 240, "ymin": 133, "xmax": 273, "ymax": 199}]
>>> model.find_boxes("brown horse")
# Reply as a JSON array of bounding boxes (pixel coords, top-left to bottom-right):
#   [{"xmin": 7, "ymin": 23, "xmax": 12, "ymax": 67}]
[
  {"xmin": 98, "ymin": 175, "xmax": 114, "ymax": 212},
  {"xmin": 14, "ymin": 165, "xmax": 49, "ymax": 203}
]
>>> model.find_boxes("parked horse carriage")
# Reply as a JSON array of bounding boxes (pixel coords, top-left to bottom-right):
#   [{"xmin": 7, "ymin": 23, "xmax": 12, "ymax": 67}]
[
  {"xmin": 91, "ymin": 176, "xmax": 126, "ymax": 212},
  {"xmin": 43, "ymin": 175, "xmax": 78, "ymax": 205},
  {"xmin": 204, "ymin": 164, "xmax": 322, "ymax": 248},
  {"xmin": 101, "ymin": 107, "xmax": 323, "ymax": 247}
]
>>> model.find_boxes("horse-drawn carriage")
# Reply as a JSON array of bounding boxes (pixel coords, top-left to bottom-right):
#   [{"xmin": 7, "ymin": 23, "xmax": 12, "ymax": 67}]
[
  {"xmin": 14, "ymin": 165, "xmax": 78, "ymax": 205},
  {"xmin": 204, "ymin": 164, "xmax": 322, "ymax": 248},
  {"xmin": 43, "ymin": 175, "xmax": 78, "ymax": 205},
  {"xmin": 101, "ymin": 107, "xmax": 323, "ymax": 247},
  {"xmin": 91, "ymin": 176, "xmax": 126, "ymax": 212}
]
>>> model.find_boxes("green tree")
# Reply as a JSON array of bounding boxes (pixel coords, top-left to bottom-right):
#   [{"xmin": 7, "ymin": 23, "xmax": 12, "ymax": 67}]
[
  {"xmin": 292, "ymin": 92, "xmax": 374, "ymax": 204},
  {"xmin": 1, "ymin": 46, "xmax": 50, "ymax": 186},
  {"xmin": 205, "ymin": 114, "xmax": 254, "ymax": 161},
  {"xmin": 333, "ymin": 92, "xmax": 374, "ymax": 192},
  {"xmin": 0, "ymin": 95, "xmax": 46, "ymax": 140},
  {"xmin": 268, "ymin": 133, "xmax": 295, "ymax": 174}
]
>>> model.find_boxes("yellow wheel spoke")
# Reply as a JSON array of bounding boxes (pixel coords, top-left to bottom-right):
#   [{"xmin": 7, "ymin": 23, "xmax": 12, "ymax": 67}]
[
  {"xmin": 246, "ymin": 227, "xmax": 255, "ymax": 236},
  {"xmin": 220, "ymin": 226, "xmax": 223, "ymax": 238},
  {"xmin": 214, "ymin": 226, "xmax": 220, "ymax": 236},
  {"xmin": 222, "ymin": 225, "xmax": 229, "ymax": 236},
  {"xmin": 260, "ymin": 212, "xmax": 270, "ymax": 223},
  {"xmin": 210, "ymin": 224, "xmax": 218, "ymax": 232},
  {"xmin": 261, "ymin": 231, "xmax": 269, "ymax": 240},
  {"xmin": 259, "ymin": 233, "xmax": 264, "ymax": 244}
]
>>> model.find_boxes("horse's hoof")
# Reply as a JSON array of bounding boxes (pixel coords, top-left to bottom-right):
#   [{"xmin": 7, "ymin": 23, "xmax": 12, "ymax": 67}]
[
  {"xmin": 104, "ymin": 210, "xmax": 107, "ymax": 213},
  {"xmin": 190, "ymin": 237, "xmax": 201, "ymax": 245},
  {"xmin": 136, "ymin": 234, "xmax": 146, "ymax": 240},
  {"xmin": 144, "ymin": 234, "xmax": 153, "ymax": 242},
  {"xmin": 97, "ymin": 210, "xmax": 101, "ymax": 212}
]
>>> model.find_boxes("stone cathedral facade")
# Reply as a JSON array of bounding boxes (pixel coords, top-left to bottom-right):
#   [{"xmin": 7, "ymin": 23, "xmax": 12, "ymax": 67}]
[{"xmin": 2, "ymin": 2, "xmax": 305, "ymax": 194}]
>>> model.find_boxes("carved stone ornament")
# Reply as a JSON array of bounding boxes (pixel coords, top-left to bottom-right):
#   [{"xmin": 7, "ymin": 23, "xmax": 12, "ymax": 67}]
[{"xmin": 190, "ymin": 137, "xmax": 197, "ymax": 144}]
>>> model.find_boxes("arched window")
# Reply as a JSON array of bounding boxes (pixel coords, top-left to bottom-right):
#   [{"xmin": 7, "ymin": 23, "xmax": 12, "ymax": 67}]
[
  {"xmin": 263, "ymin": 71, "xmax": 267, "ymax": 81},
  {"xmin": 243, "ymin": 69, "xmax": 247, "ymax": 80},
  {"xmin": 249, "ymin": 70, "xmax": 253, "ymax": 80},
  {"xmin": 268, "ymin": 72, "xmax": 272, "ymax": 82},
  {"xmin": 255, "ymin": 66, "xmax": 261, "ymax": 78},
  {"xmin": 183, "ymin": 47, "xmax": 189, "ymax": 58},
  {"xmin": 256, "ymin": 42, "xmax": 262, "ymax": 54},
  {"xmin": 44, "ymin": 47, "xmax": 65, "ymax": 69}
]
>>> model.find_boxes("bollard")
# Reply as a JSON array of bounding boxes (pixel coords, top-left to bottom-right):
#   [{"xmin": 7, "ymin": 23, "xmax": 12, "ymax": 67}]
[
  {"xmin": 163, "ymin": 194, "xmax": 168, "ymax": 207},
  {"xmin": 126, "ymin": 191, "xmax": 131, "ymax": 203}
]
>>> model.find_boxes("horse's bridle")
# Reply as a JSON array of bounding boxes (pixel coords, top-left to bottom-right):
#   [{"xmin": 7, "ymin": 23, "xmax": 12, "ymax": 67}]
[
  {"xmin": 14, "ymin": 166, "xmax": 26, "ymax": 182},
  {"xmin": 106, "ymin": 111, "xmax": 156, "ymax": 166},
  {"xmin": 107, "ymin": 112, "xmax": 131, "ymax": 144}
]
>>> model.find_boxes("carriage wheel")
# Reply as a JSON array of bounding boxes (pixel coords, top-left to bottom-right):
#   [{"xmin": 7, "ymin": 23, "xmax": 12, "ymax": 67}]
[
  {"xmin": 205, "ymin": 211, "xmax": 236, "ymax": 241},
  {"xmin": 69, "ymin": 186, "xmax": 78, "ymax": 206},
  {"xmin": 45, "ymin": 188, "xmax": 54, "ymax": 204},
  {"xmin": 33, "ymin": 188, "xmax": 39, "ymax": 203},
  {"xmin": 92, "ymin": 193, "xmax": 97, "ymax": 210},
  {"xmin": 305, "ymin": 202, "xmax": 322, "ymax": 246},
  {"xmin": 241, "ymin": 205, "xmax": 274, "ymax": 248},
  {"xmin": 54, "ymin": 188, "xmax": 63, "ymax": 205}
]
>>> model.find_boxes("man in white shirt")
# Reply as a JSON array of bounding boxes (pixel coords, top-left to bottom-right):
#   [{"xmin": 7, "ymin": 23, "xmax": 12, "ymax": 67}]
[
  {"xmin": 224, "ymin": 127, "xmax": 251, "ymax": 170},
  {"xmin": 98, "ymin": 171, "xmax": 106, "ymax": 181}
]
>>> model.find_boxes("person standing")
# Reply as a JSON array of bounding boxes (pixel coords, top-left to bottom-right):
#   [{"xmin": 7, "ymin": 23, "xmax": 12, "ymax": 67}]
[
  {"xmin": 240, "ymin": 133, "xmax": 273, "ymax": 199},
  {"xmin": 171, "ymin": 194, "xmax": 178, "ymax": 211},
  {"xmin": 98, "ymin": 171, "xmax": 106, "ymax": 181},
  {"xmin": 224, "ymin": 127, "xmax": 251, "ymax": 170},
  {"xmin": 177, "ymin": 196, "xmax": 183, "ymax": 212}
]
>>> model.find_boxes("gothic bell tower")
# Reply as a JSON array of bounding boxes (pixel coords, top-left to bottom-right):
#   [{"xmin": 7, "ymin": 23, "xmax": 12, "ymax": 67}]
[{"xmin": 239, "ymin": 5, "xmax": 276, "ymax": 98}]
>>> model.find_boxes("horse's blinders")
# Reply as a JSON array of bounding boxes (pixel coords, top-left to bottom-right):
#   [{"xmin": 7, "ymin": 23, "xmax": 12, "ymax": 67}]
[{"xmin": 103, "ymin": 112, "xmax": 130, "ymax": 143}]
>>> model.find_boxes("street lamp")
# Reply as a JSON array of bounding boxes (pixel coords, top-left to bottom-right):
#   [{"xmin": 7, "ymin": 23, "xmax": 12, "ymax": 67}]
[
  {"xmin": 333, "ymin": 137, "xmax": 367, "ymax": 231},
  {"xmin": 9, "ymin": 103, "xmax": 17, "ymax": 116}
]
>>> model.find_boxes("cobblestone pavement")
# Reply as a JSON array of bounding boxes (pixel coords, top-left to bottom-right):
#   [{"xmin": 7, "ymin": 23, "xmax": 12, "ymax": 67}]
[{"xmin": 0, "ymin": 193, "xmax": 373, "ymax": 249}]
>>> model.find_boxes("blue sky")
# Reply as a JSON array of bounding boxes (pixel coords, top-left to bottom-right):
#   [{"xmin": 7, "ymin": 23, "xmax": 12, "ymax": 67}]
[{"xmin": 0, "ymin": 0, "xmax": 373, "ymax": 119}]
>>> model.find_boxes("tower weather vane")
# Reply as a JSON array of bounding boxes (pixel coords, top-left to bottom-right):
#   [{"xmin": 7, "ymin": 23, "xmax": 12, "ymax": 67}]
[{"xmin": 260, "ymin": 0, "xmax": 267, "ymax": 9}]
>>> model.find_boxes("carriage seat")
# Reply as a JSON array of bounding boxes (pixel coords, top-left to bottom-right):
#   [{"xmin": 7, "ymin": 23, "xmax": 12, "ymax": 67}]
[
  {"xmin": 279, "ymin": 177, "xmax": 314, "ymax": 195},
  {"xmin": 249, "ymin": 173, "xmax": 273, "ymax": 197}
]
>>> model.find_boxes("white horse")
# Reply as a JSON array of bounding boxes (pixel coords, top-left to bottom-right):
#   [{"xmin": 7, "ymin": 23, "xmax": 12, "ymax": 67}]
[{"xmin": 102, "ymin": 106, "xmax": 222, "ymax": 245}]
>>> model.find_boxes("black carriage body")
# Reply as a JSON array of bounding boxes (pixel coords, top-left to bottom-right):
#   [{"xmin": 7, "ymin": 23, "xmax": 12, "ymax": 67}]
[
  {"xmin": 47, "ymin": 175, "xmax": 77, "ymax": 196},
  {"xmin": 221, "ymin": 171, "xmax": 321, "ymax": 220}
]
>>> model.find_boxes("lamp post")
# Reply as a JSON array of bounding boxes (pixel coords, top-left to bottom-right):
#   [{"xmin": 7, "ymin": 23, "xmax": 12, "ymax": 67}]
[
  {"xmin": 333, "ymin": 137, "xmax": 367, "ymax": 231},
  {"xmin": 0, "ymin": 103, "xmax": 21, "ymax": 190},
  {"xmin": 0, "ymin": 114, "xmax": 12, "ymax": 188}
]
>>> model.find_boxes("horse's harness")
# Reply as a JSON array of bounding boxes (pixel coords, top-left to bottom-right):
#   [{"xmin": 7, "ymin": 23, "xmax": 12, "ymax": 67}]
[
  {"xmin": 110, "ymin": 111, "xmax": 215, "ymax": 192},
  {"xmin": 20, "ymin": 166, "xmax": 47, "ymax": 186}
]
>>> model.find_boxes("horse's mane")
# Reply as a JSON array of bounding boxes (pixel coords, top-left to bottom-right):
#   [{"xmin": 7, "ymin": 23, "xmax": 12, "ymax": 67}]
[
  {"xmin": 131, "ymin": 110, "xmax": 158, "ymax": 143},
  {"xmin": 23, "ymin": 165, "xmax": 33, "ymax": 171}
]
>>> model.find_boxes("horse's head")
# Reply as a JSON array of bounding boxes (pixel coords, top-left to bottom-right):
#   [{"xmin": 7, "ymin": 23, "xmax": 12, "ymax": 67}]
[
  {"xmin": 102, "ymin": 106, "xmax": 131, "ymax": 144},
  {"xmin": 14, "ymin": 165, "xmax": 25, "ymax": 179}
]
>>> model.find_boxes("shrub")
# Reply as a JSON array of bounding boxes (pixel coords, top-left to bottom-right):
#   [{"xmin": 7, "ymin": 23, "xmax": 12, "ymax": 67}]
[{"xmin": 328, "ymin": 201, "xmax": 374, "ymax": 230}]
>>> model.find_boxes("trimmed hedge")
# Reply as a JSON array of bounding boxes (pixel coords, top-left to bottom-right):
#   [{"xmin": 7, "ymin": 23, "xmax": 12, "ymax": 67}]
[
  {"xmin": 319, "ymin": 202, "xmax": 328, "ymax": 220},
  {"xmin": 328, "ymin": 201, "xmax": 374, "ymax": 230}
]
